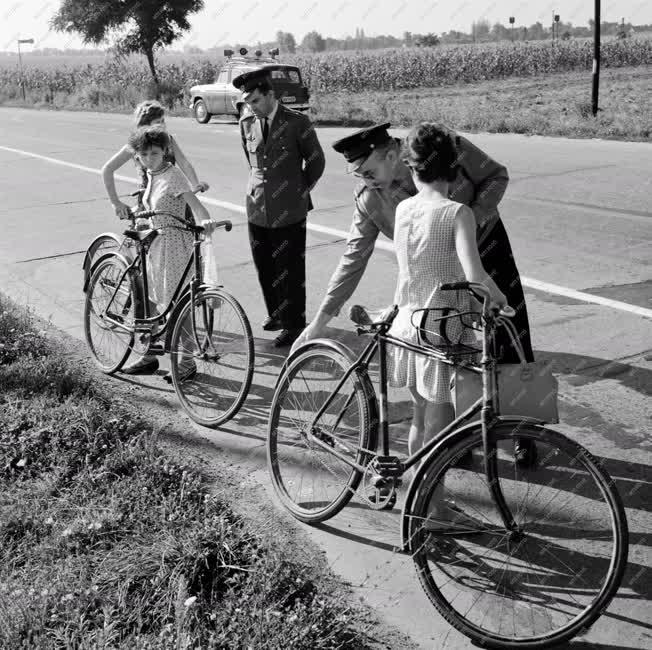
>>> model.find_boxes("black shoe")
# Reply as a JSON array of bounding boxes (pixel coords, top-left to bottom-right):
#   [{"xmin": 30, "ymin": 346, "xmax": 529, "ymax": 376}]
[
  {"xmin": 121, "ymin": 357, "xmax": 159, "ymax": 375},
  {"xmin": 274, "ymin": 328, "xmax": 302, "ymax": 348},
  {"xmin": 262, "ymin": 316, "xmax": 283, "ymax": 332},
  {"xmin": 514, "ymin": 438, "xmax": 538, "ymax": 468}
]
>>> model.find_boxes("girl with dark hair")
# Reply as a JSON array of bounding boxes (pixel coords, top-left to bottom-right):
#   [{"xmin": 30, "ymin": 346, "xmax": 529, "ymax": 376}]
[
  {"xmin": 102, "ymin": 100, "xmax": 208, "ymax": 219},
  {"xmin": 121, "ymin": 126, "xmax": 218, "ymax": 377},
  {"xmin": 387, "ymin": 122, "xmax": 507, "ymax": 457}
]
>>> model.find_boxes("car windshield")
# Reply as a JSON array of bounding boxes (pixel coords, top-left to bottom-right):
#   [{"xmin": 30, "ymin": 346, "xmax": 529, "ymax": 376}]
[
  {"xmin": 269, "ymin": 68, "xmax": 301, "ymax": 84},
  {"xmin": 231, "ymin": 66, "xmax": 301, "ymax": 85}
]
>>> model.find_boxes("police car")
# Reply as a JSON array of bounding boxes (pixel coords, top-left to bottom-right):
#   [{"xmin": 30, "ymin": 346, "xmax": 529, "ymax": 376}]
[{"xmin": 188, "ymin": 48, "xmax": 311, "ymax": 124}]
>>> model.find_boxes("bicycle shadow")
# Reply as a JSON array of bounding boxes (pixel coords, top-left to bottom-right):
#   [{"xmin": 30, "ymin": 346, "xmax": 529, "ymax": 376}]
[
  {"xmin": 535, "ymin": 349, "xmax": 652, "ymax": 399},
  {"xmin": 317, "ymin": 508, "xmax": 651, "ymax": 631}
]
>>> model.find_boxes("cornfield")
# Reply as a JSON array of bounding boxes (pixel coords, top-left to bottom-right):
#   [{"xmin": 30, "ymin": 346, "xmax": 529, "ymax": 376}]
[{"xmin": 1, "ymin": 38, "xmax": 651, "ymax": 108}]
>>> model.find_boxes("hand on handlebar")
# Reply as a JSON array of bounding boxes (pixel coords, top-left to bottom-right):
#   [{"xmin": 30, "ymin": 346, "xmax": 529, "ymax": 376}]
[
  {"xmin": 201, "ymin": 219, "xmax": 232, "ymax": 235},
  {"xmin": 113, "ymin": 201, "xmax": 131, "ymax": 220},
  {"xmin": 193, "ymin": 181, "xmax": 209, "ymax": 193}
]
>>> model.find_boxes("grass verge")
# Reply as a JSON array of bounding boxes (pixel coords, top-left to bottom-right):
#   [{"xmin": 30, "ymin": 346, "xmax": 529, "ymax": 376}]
[
  {"xmin": 310, "ymin": 65, "xmax": 652, "ymax": 141},
  {"xmin": 1, "ymin": 65, "xmax": 651, "ymax": 141},
  {"xmin": 0, "ymin": 294, "xmax": 383, "ymax": 649}
]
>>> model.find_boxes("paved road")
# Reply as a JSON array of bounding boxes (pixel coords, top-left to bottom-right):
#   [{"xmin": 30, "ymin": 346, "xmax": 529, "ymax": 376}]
[{"xmin": 0, "ymin": 107, "xmax": 650, "ymax": 649}]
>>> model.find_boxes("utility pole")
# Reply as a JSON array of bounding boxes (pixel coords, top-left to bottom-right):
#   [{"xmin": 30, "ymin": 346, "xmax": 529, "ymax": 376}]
[
  {"xmin": 592, "ymin": 0, "xmax": 601, "ymax": 115},
  {"xmin": 509, "ymin": 17, "xmax": 515, "ymax": 42}
]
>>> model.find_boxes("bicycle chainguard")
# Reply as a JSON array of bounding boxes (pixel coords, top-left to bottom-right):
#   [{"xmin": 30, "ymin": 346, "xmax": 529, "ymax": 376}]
[{"xmin": 361, "ymin": 456, "xmax": 404, "ymax": 511}]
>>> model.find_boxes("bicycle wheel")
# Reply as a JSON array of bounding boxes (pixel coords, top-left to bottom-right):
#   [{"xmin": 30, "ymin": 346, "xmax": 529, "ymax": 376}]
[
  {"xmin": 84, "ymin": 255, "xmax": 136, "ymax": 374},
  {"xmin": 267, "ymin": 344, "xmax": 377, "ymax": 524},
  {"xmin": 169, "ymin": 289, "xmax": 254, "ymax": 427},
  {"xmin": 406, "ymin": 423, "xmax": 628, "ymax": 649}
]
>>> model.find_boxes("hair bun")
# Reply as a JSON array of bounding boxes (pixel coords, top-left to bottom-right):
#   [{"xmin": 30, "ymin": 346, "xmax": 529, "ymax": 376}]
[{"xmin": 402, "ymin": 122, "xmax": 457, "ymax": 183}]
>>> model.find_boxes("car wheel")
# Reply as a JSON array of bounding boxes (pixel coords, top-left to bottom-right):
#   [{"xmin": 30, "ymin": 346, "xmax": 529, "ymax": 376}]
[{"xmin": 194, "ymin": 99, "xmax": 211, "ymax": 124}]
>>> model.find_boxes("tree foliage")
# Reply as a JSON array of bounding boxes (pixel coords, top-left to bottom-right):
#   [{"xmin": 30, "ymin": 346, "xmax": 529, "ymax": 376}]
[
  {"xmin": 301, "ymin": 31, "xmax": 326, "ymax": 53},
  {"xmin": 51, "ymin": 0, "xmax": 204, "ymax": 83},
  {"xmin": 276, "ymin": 31, "xmax": 297, "ymax": 54}
]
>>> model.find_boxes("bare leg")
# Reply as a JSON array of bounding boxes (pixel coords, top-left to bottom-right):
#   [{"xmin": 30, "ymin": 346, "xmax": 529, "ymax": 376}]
[
  {"xmin": 423, "ymin": 401, "xmax": 457, "ymax": 525},
  {"xmin": 408, "ymin": 388, "xmax": 427, "ymax": 458}
]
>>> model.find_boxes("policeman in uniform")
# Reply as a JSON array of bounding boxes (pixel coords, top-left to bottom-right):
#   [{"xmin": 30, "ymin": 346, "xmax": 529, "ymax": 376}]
[
  {"xmin": 233, "ymin": 68, "xmax": 325, "ymax": 347},
  {"xmin": 292, "ymin": 122, "xmax": 536, "ymax": 462}
]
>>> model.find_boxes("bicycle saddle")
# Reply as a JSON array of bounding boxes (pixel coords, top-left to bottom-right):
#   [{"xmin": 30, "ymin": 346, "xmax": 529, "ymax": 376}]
[
  {"xmin": 349, "ymin": 304, "xmax": 398, "ymax": 328},
  {"xmin": 123, "ymin": 229, "xmax": 158, "ymax": 246}
]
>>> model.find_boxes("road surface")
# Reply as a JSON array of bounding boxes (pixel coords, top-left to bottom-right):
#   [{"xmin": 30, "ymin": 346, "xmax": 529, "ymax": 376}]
[{"xmin": 0, "ymin": 107, "xmax": 650, "ymax": 649}]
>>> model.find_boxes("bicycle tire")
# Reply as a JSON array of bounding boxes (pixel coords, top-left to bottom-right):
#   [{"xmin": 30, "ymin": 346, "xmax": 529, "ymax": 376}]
[
  {"xmin": 406, "ymin": 422, "xmax": 628, "ymax": 649},
  {"xmin": 82, "ymin": 233, "xmax": 124, "ymax": 292},
  {"xmin": 84, "ymin": 255, "xmax": 136, "ymax": 374},
  {"xmin": 267, "ymin": 344, "xmax": 377, "ymax": 524},
  {"xmin": 169, "ymin": 289, "xmax": 254, "ymax": 428}
]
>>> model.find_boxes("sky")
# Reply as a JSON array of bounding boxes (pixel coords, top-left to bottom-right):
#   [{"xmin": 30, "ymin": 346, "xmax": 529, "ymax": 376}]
[{"xmin": 1, "ymin": 0, "xmax": 652, "ymax": 52}]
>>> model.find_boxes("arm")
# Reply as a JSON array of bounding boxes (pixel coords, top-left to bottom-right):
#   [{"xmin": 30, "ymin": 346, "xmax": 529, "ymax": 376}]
[
  {"xmin": 170, "ymin": 136, "xmax": 209, "ymax": 192},
  {"xmin": 297, "ymin": 116, "xmax": 325, "ymax": 191},
  {"xmin": 101, "ymin": 145, "xmax": 134, "ymax": 218},
  {"xmin": 182, "ymin": 190, "xmax": 211, "ymax": 223},
  {"xmin": 240, "ymin": 120, "xmax": 251, "ymax": 168},
  {"xmin": 291, "ymin": 200, "xmax": 380, "ymax": 351},
  {"xmin": 454, "ymin": 205, "xmax": 507, "ymax": 307},
  {"xmin": 455, "ymin": 135, "xmax": 509, "ymax": 229}
]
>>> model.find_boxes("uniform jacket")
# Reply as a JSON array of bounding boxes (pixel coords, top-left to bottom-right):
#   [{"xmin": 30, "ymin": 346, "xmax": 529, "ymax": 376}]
[
  {"xmin": 240, "ymin": 104, "xmax": 325, "ymax": 228},
  {"xmin": 318, "ymin": 134, "xmax": 510, "ymax": 316}
]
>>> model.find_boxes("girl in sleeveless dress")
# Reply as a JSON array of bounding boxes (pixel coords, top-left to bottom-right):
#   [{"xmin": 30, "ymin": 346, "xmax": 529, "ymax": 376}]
[
  {"xmin": 387, "ymin": 123, "xmax": 507, "ymax": 459},
  {"xmin": 102, "ymin": 100, "xmax": 209, "ymax": 220}
]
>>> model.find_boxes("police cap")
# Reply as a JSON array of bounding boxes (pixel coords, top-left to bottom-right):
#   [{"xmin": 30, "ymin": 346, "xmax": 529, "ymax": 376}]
[
  {"xmin": 231, "ymin": 68, "xmax": 273, "ymax": 94},
  {"xmin": 332, "ymin": 122, "xmax": 392, "ymax": 171}
]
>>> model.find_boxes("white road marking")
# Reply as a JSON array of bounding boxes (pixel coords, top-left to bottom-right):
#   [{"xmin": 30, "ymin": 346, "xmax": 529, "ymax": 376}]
[{"xmin": 2, "ymin": 143, "xmax": 651, "ymax": 320}]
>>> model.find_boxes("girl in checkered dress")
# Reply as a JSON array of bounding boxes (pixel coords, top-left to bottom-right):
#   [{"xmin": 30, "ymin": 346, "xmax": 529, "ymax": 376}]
[
  {"xmin": 126, "ymin": 126, "xmax": 218, "ymax": 378},
  {"xmin": 102, "ymin": 100, "xmax": 209, "ymax": 220},
  {"xmin": 388, "ymin": 123, "xmax": 507, "ymax": 457}
]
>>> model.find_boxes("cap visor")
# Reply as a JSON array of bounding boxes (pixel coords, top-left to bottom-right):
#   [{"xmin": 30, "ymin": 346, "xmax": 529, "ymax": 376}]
[{"xmin": 346, "ymin": 156, "xmax": 367, "ymax": 173}]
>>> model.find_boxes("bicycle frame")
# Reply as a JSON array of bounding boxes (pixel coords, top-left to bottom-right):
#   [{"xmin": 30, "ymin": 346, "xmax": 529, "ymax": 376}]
[
  {"xmin": 97, "ymin": 218, "xmax": 222, "ymax": 358},
  {"xmin": 303, "ymin": 310, "xmax": 519, "ymax": 532}
]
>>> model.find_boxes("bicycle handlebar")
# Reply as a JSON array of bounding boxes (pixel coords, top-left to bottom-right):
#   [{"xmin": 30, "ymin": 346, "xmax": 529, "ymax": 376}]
[
  {"xmin": 440, "ymin": 282, "xmax": 515, "ymax": 318},
  {"xmin": 123, "ymin": 209, "xmax": 232, "ymax": 234}
]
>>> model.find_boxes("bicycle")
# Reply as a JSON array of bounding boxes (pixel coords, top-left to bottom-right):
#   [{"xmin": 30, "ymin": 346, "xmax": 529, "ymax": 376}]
[
  {"xmin": 83, "ymin": 206, "xmax": 254, "ymax": 428},
  {"xmin": 266, "ymin": 281, "xmax": 628, "ymax": 649}
]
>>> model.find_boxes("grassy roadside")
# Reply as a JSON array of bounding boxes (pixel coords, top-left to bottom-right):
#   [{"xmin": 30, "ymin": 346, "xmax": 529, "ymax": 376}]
[
  {"xmin": 310, "ymin": 65, "xmax": 652, "ymax": 141},
  {"xmin": 1, "ymin": 65, "xmax": 651, "ymax": 142},
  {"xmin": 0, "ymin": 295, "xmax": 397, "ymax": 649}
]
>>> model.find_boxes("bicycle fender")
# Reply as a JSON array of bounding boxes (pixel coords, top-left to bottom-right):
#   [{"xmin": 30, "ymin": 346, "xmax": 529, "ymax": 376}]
[
  {"xmin": 399, "ymin": 418, "xmax": 548, "ymax": 552},
  {"xmin": 275, "ymin": 338, "xmax": 359, "ymax": 390},
  {"xmin": 83, "ymin": 251, "xmax": 132, "ymax": 294},
  {"xmin": 82, "ymin": 232, "xmax": 123, "ymax": 274}
]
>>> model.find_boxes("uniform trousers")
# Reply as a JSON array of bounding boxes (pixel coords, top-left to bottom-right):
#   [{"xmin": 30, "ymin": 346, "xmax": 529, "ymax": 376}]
[
  {"xmin": 477, "ymin": 217, "xmax": 534, "ymax": 364},
  {"xmin": 248, "ymin": 220, "xmax": 307, "ymax": 330}
]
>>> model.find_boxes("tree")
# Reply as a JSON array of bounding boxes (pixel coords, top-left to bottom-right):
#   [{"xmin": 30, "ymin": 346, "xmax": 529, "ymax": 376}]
[
  {"xmin": 52, "ymin": 0, "xmax": 204, "ymax": 85},
  {"xmin": 471, "ymin": 19, "xmax": 491, "ymax": 42},
  {"xmin": 276, "ymin": 30, "xmax": 296, "ymax": 53},
  {"xmin": 415, "ymin": 33, "xmax": 440, "ymax": 47},
  {"xmin": 301, "ymin": 31, "xmax": 326, "ymax": 53}
]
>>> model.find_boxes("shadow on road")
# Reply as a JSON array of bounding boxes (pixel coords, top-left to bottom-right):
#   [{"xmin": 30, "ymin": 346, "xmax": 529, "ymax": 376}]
[{"xmin": 536, "ymin": 348, "xmax": 652, "ymax": 398}]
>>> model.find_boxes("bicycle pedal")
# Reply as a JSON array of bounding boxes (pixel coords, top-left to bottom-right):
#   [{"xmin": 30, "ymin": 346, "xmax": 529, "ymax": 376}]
[
  {"xmin": 148, "ymin": 344, "xmax": 165, "ymax": 354},
  {"xmin": 372, "ymin": 455, "xmax": 404, "ymax": 477}
]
